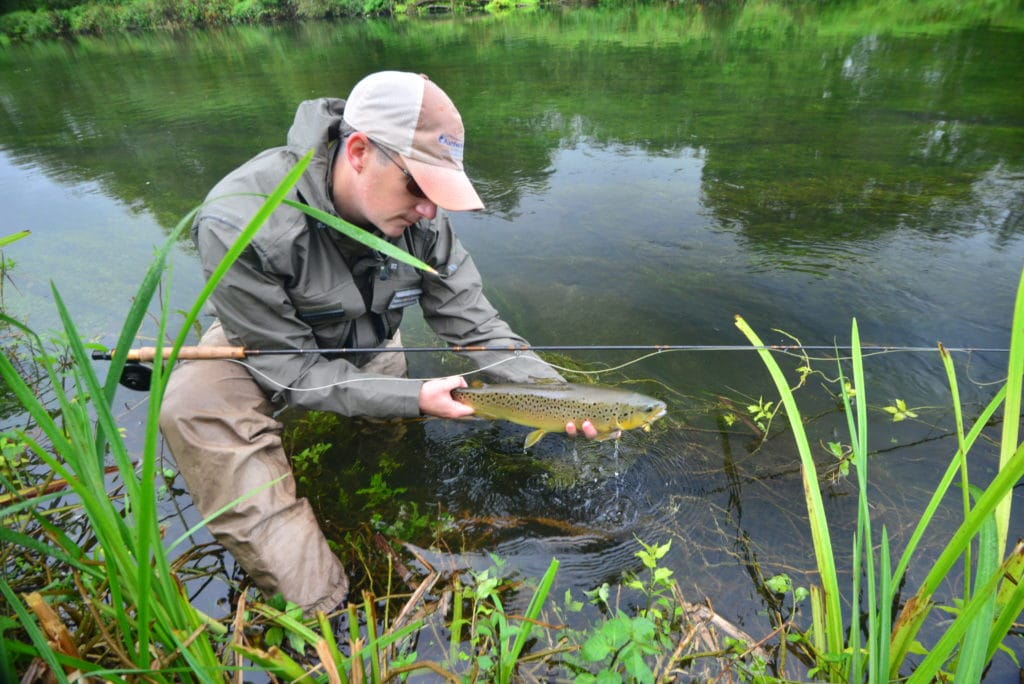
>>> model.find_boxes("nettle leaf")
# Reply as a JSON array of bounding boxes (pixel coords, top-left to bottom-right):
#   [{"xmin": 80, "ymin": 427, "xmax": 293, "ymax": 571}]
[
  {"xmin": 632, "ymin": 616, "xmax": 656, "ymax": 644},
  {"xmin": 605, "ymin": 613, "xmax": 633, "ymax": 647},
  {"xmin": 581, "ymin": 632, "xmax": 613, "ymax": 662},
  {"xmin": 624, "ymin": 647, "xmax": 655, "ymax": 684}
]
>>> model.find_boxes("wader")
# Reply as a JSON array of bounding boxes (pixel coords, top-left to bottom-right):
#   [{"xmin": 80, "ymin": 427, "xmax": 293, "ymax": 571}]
[{"xmin": 159, "ymin": 320, "xmax": 407, "ymax": 616}]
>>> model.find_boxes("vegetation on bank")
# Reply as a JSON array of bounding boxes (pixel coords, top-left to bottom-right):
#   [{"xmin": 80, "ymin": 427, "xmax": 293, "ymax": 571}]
[
  {"xmin": 2, "ymin": 0, "xmax": 1023, "ymax": 45},
  {"xmin": 0, "ymin": 0, "xmax": 520, "ymax": 45}
]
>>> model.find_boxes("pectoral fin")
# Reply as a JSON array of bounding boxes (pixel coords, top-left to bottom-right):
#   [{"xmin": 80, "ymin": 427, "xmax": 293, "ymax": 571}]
[
  {"xmin": 594, "ymin": 430, "xmax": 622, "ymax": 443},
  {"xmin": 524, "ymin": 429, "xmax": 547, "ymax": 449}
]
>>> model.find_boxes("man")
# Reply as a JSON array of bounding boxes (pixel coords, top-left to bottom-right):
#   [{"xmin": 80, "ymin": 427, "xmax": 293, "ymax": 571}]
[{"xmin": 160, "ymin": 71, "xmax": 600, "ymax": 617}]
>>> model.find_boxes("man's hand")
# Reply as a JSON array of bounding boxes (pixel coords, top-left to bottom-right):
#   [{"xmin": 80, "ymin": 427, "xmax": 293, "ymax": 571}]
[
  {"xmin": 565, "ymin": 420, "xmax": 619, "ymax": 441},
  {"xmin": 419, "ymin": 376, "xmax": 475, "ymax": 419}
]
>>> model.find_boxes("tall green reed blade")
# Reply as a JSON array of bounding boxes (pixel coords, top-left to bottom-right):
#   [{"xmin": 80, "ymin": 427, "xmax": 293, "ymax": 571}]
[
  {"xmin": 75, "ymin": 208, "xmax": 201, "ymax": 667},
  {"xmin": 907, "ymin": 536, "xmax": 1017, "ymax": 684},
  {"xmin": 877, "ymin": 526, "xmax": 892, "ymax": 680},
  {"xmin": 849, "ymin": 526, "xmax": 864, "ymax": 682},
  {"xmin": 835, "ymin": 320, "xmax": 878, "ymax": 682},
  {"xmin": 996, "ymin": 266, "xmax": 1024, "ymax": 554},
  {"xmin": 986, "ymin": 541, "xmax": 1024, "ymax": 663},
  {"xmin": 98, "ymin": 207, "xmax": 196, "ymax": 410},
  {"xmin": 0, "ymin": 316, "xmax": 142, "ymax": 652},
  {"xmin": 950, "ymin": 486, "xmax": 998, "ymax": 684},
  {"xmin": 938, "ymin": 343, "xmax": 976, "ymax": 609},
  {"xmin": 890, "ymin": 267, "xmax": 1024, "ymax": 678},
  {"xmin": 0, "ymin": 229, "xmax": 30, "ymax": 248},
  {"xmin": 942, "ymin": 345, "xmax": 994, "ymax": 684},
  {"xmin": 890, "ymin": 384, "xmax": 1004, "ymax": 590},
  {"xmin": 51, "ymin": 284, "xmax": 194, "ymax": 667},
  {"xmin": 500, "ymin": 558, "xmax": 560, "ymax": 683},
  {"xmin": 280, "ymin": 198, "xmax": 438, "ymax": 275},
  {"xmin": 149, "ymin": 150, "xmax": 313, "ymax": 406},
  {"xmin": 733, "ymin": 315, "xmax": 844, "ymax": 670},
  {"xmin": 138, "ymin": 153, "xmax": 317, "ymax": 676}
]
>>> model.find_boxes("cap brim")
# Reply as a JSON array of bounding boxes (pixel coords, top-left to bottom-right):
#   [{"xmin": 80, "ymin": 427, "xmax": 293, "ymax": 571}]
[{"xmin": 404, "ymin": 157, "xmax": 484, "ymax": 212}]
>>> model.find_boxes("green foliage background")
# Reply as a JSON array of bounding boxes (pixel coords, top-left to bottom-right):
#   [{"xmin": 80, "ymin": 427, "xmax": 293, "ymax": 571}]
[{"xmin": 3, "ymin": 0, "xmax": 1023, "ymax": 44}]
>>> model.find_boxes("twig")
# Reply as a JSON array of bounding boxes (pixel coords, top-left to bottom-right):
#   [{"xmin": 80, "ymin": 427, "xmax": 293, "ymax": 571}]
[{"xmin": 232, "ymin": 591, "xmax": 248, "ymax": 684}]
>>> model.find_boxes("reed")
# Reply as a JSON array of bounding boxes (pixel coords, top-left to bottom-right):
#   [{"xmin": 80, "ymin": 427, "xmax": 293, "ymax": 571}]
[
  {"xmin": 735, "ymin": 267, "xmax": 1024, "ymax": 680},
  {"xmin": 0, "ymin": 151, "xmax": 321, "ymax": 680},
  {"xmin": 2, "ymin": 150, "xmax": 312, "ymax": 678}
]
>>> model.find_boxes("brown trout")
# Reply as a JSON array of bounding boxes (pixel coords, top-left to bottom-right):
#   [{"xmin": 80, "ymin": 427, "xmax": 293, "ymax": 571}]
[{"xmin": 451, "ymin": 382, "xmax": 667, "ymax": 448}]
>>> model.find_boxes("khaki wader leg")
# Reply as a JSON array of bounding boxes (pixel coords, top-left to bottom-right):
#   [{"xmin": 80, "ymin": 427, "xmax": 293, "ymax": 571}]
[{"xmin": 159, "ymin": 321, "xmax": 408, "ymax": 616}]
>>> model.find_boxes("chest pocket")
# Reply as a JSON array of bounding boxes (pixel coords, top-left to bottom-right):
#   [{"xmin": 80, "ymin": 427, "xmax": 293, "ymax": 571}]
[
  {"xmin": 370, "ymin": 262, "xmax": 424, "ymax": 339},
  {"xmin": 290, "ymin": 279, "xmax": 367, "ymax": 347}
]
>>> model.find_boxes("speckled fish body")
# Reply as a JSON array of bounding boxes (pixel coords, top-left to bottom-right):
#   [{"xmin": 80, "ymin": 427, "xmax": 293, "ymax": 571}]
[{"xmin": 451, "ymin": 382, "xmax": 667, "ymax": 448}]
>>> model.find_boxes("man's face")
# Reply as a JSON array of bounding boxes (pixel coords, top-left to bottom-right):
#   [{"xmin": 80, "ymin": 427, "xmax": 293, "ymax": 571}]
[{"xmin": 336, "ymin": 135, "xmax": 438, "ymax": 238}]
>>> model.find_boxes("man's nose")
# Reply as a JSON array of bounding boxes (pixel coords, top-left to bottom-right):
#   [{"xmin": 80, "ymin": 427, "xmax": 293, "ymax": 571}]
[{"xmin": 415, "ymin": 199, "xmax": 437, "ymax": 220}]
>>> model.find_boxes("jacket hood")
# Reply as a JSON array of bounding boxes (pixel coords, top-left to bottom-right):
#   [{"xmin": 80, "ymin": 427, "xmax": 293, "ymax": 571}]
[
  {"xmin": 284, "ymin": 98, "xmax": 351, "ymax": 220},
  {"xmin": 287, "ymin": 97, "xmax": 348, "ymax": 151}
]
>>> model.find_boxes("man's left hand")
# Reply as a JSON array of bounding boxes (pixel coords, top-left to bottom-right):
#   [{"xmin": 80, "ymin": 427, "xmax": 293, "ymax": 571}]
[{"xmin": 565, "ymin": 420, "xmax": 620, "ymax": 441}]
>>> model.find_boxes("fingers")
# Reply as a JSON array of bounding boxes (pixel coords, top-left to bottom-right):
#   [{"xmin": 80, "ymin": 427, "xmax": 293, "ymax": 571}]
[
  {"xmin": 565, "ymin": 420, "xmax": 610, "ymax": 440},
  {"xmin": 419, "ymin": 376, "xmax": 473, "ymax": 419}
]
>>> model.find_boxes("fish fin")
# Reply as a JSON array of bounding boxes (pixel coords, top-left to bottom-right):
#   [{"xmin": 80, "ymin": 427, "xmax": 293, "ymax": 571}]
[
  {"xmin": 468, "ymin": 380, "xmax": 486, "ymax": 389},
  {"xmin": 593, "ymin": 430, "xmax": 622, "ymax": 443},
  {"xmin": 530, "ymin": 377, "xmax": 566, "ymax": 385},
  {"xmin": 524, "ymin": 429, "xmax": 547, "ymax": 449}
]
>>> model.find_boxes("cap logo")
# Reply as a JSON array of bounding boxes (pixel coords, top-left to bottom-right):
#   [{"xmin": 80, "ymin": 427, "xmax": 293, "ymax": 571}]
[{"xmin": 437, "ymin": 133, "xmax": 464, "ymax": 163}]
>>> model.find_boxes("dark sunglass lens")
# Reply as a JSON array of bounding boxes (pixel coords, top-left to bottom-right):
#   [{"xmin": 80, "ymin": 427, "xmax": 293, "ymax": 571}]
[{"xmin": 406, "ymin": 178, "xmax": 427, "ymax": 199}]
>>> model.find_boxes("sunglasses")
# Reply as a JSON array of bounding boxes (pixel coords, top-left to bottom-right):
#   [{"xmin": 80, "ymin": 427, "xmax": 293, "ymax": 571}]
[{"xmin": 369, "ymin": 139, "xmax": 427, "ymax": 200}]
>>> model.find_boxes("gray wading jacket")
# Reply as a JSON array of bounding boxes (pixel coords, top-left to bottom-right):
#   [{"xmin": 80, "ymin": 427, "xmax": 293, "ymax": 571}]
[{"xmin": 193, "ymin": 98, "xmax": 560, "ymax": 418}]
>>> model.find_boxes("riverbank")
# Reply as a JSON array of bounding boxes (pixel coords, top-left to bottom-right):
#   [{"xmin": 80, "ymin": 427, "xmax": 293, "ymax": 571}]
[
  {"xmin": 2, "ymin": 0, "xmax": 1022, "ymax": 46},
  {"xmin": 0, "ymin": 0, "xmax": 503, "ymax": 45}
]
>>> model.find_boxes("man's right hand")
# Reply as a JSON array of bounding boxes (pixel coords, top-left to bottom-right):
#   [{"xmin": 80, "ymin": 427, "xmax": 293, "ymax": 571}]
[{"xmin": 419, "ymin": 376, "xmax": 475, "ymax": 419}]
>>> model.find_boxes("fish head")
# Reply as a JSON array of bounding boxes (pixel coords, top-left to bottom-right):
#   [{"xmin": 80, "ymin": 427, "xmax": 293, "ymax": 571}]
[{"xmin": 616, "ymin": 395, "xmax": 667, "ymax": 431}]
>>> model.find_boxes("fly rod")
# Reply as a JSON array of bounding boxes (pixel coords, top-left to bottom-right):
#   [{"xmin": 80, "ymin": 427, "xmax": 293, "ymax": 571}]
[
  {"xmin": 91, "ymin": 343, "xmax": 1008, "ymax": 391},
  {"xmin": 91, "ymin": 342, "xmax": 1010, "ymax": 363}
]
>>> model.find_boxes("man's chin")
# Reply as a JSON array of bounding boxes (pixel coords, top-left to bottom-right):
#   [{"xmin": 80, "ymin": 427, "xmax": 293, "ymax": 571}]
[{"xmin": 379, "ymin": 222, "xmax": 411, "ymax": 238}]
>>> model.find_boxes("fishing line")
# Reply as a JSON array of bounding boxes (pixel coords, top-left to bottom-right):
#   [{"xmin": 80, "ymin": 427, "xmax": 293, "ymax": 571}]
[
  {"xmin": 226, "ymin": 353, "xmax": 537, "ymax": 393},
  {"xmin": 222, "ymin": 344, "xmax": 1000, "ymax": 394}
]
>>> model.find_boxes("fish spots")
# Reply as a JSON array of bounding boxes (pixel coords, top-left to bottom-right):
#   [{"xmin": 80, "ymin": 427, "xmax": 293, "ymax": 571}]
[{"xmin": 451, "ymin": 382, "xmax": 667, "ymax": 447}]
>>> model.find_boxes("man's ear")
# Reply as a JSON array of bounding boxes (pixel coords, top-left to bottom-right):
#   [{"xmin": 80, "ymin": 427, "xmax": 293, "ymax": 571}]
[{"xmin": 344, "ymin": 132, "xmax": 372, "ymax": 173}]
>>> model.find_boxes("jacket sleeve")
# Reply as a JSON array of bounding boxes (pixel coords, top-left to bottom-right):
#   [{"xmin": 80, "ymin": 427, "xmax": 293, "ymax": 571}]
[
  {"xmin": 194, "ymin": 214, "xmax": 423, "ymax": 418},
  {"xmin": 418, "ymin": 216, "xmax": 565, "ymax": 384}
]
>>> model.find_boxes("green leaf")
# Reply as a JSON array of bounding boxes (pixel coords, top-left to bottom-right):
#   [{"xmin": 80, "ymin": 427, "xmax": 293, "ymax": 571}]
[
  {"xmin": 581, "ymin": 633, "xmax": 612, "ymax": 662},
  {"xmin": 279, "ymin": 198, "xmax": 437, "ymax": 275},
  {"xmin": 564, "ymin": 588, "xmax": 584, "ymax": 612},
  {"xmin": 0, "ymin": 230, "xmax": 30, "ymax": 248},
  {"xmin": 766, "ymin": 574, "xmax": 792, "ymax": 595}
]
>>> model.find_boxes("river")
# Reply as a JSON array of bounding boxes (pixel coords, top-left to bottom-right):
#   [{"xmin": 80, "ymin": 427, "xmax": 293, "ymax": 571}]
[{"xmin": 1, "ymin": 4, "xmax": 1022, "ymax": 677}]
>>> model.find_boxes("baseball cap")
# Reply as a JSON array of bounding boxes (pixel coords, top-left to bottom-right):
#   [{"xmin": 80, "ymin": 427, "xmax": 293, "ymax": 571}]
[{"xmin": 342, "ymin": 71, "xmax": 484, "ymax": 211}]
